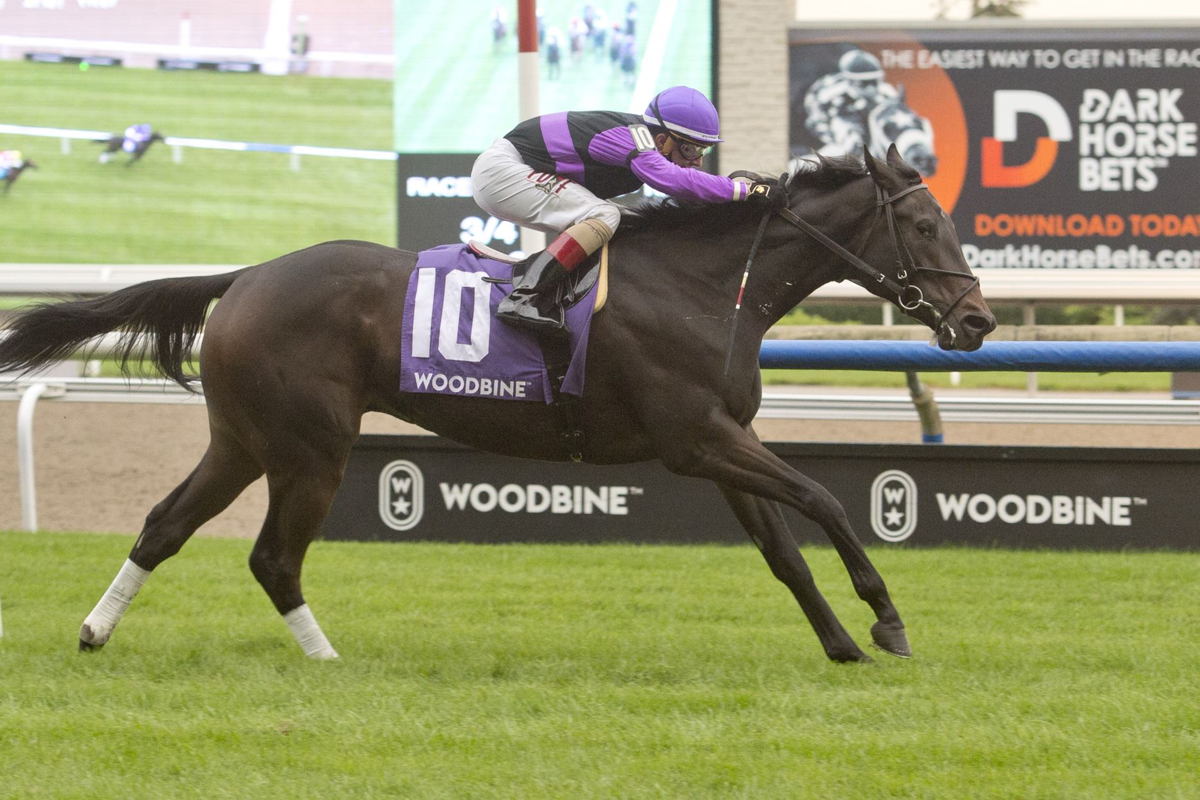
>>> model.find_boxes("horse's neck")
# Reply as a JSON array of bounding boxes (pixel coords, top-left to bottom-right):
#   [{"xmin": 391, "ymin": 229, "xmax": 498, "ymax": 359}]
[{"xmin": 741, "ymin": 180, "xmax": 875, "ymax": 331}]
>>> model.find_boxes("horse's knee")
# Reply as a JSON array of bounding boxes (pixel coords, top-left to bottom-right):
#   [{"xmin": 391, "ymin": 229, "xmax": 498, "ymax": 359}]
[{"xmin": 247, "ymin": 547, "xmax": 280, "ymax": 587}]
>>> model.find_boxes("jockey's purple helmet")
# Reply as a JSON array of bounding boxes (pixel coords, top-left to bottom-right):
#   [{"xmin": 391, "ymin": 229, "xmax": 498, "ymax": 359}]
[{"xmin": 642, "ymin": 86, "xmax": 722, "ymax": 145}]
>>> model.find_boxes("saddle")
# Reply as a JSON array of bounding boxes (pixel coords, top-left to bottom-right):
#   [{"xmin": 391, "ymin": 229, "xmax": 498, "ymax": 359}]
[
  {"xmin": 468, "ymin": 239, "xmax": 609, "ymax": 314},
  {"xmin": 466, "ymin": 239, "xmax": 609, "ymax": 461}
]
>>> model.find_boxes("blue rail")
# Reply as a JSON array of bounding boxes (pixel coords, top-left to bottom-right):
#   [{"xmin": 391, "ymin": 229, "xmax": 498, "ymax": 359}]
[{"xmin": 759, "ymin": 340, "xmax": 1200, "ymax": 372}]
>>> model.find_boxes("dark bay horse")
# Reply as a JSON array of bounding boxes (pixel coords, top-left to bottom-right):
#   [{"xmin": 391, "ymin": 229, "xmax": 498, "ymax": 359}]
[{"xmin": 0, "ymin": 146, "xmax": 995, "ymax": 663}]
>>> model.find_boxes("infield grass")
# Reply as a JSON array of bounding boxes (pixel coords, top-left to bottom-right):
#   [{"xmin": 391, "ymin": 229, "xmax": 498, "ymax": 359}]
[
  {"xmin": 1, "ymin": 530, "xmax": 1196, "ymax": 798},
  {"xmin": 1, "ymin": 60, "xmax": 394, "ymax": 264}
]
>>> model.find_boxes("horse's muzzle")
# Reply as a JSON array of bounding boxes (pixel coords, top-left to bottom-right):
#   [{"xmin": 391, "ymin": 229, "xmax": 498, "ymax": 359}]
[{"xmin": 938, "ymin": 311, "xmax": 996, "ymax": 351}]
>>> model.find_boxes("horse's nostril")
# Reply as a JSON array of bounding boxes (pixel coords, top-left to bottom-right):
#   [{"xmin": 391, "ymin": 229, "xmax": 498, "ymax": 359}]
[{"xmin": 963, "ymin": 314, "xmax": 996, "ymax": 335}]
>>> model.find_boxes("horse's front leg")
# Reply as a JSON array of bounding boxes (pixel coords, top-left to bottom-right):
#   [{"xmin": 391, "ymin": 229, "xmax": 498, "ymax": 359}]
[
  {"xmin": 661, "ymin": 417, "xmax": 910, "ymax": 659},
  {"xmin": 719, "ymin": 486, "xmax": 869, "ymax": 662}
]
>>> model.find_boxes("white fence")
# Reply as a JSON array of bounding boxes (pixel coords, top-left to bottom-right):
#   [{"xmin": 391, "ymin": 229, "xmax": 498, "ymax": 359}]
[{"xmin": 0, "ymin": 123, "xmax": 396, "ymax": 164}]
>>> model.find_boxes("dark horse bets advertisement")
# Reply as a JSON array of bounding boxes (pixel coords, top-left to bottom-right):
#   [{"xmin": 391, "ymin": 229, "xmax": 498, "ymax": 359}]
[{"xmin": 789, "ymin": 25, "xmax": 1200, "ymax": 273}]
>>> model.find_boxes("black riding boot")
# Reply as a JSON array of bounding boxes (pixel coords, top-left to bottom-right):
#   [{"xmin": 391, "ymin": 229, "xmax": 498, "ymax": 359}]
[{"xmin": 496, "ymin": 250, "xmax": 570, "ymax": 333}]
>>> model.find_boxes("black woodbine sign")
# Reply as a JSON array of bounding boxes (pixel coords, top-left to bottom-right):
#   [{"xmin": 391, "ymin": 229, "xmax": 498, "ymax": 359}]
[{"xmin": 321, "ymin": 435, "xmax": 1199, "ymax": 551}]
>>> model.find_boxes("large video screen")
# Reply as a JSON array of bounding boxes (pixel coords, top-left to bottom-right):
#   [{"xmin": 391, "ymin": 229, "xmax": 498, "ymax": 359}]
[{"xmin": 394, "ymin": 0, "xmax": 714, "ymax": 154}]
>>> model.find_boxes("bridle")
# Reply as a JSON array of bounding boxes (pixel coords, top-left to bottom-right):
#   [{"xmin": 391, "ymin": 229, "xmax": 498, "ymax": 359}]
[{"xmin": 774, "ymin": 181, "xmax": 980, "ymax": 344}]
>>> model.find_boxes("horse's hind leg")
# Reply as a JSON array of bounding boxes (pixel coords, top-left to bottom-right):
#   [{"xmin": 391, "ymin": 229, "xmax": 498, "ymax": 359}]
[
  {"xmin": 719, "ymin": 487, "xmax": 869, "ymax": 663},
  {"xmin": 79, "ymin": 434, "xmax": 263, "ymax": 651},
  {"xmin": 248, "ymin": 448, "xmax": 351, "ymax": 660}
]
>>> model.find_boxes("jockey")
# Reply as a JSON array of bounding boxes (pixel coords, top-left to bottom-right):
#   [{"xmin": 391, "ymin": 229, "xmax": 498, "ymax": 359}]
[
  {"xmin": 803, "ymin": 49, "xmax": 897, "ymax": 158},
  {"xmin": 123, "ymin": 123, "xmax": 154, "ymax": 153},
  {"xmin": 472, "ymin": 85, "xmax": 775, "ymax": 333},
  {"xmin": 0, "ymin": 150, "xmax": 22, "ymax": 178}
]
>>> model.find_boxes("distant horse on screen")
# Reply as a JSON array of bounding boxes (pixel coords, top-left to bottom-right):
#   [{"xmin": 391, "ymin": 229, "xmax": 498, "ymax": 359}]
[
  {"xmin": 1, "ymin": 156, "xmax": 37, "ymax": 194},
  {"xmin": 97, "ymin": 128, "xmax": 165, "ymax": 166},
  {"xmin": 0, "ymin": 147, "xmax": 994, "ymax": 665}
]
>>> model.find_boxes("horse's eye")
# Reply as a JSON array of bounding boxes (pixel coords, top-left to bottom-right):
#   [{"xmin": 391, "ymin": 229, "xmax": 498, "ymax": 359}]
[{"xmin": 916, "ymin": 220, "xmax": 937, "ymax": 240}]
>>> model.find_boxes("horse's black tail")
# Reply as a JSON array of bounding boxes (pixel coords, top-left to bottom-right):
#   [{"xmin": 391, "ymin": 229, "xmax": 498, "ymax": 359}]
[{"xmin": 0, "ymin": 269, "xmax": 247, "ymax": 391}]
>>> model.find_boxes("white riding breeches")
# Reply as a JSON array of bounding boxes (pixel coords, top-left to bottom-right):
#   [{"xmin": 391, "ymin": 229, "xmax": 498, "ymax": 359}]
[{"xmin": 471, "ymin": 138, "xmax": 622, "ymax": 238}]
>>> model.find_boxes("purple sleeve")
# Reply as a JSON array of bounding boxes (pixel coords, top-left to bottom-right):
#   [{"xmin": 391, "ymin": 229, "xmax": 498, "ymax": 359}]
[{"xmin": 588, "ymin": 126, "xmax": 749, "ymax": 204}]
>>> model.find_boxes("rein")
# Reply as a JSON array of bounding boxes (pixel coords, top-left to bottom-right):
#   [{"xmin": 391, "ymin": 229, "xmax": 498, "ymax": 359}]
[
  {"xmin": 776, "ymin": 182, "xmax": 980, "ymax": 343},
  {"xmin": 722, "ymin": 205, "xmax": 775, "ymax": 376}
]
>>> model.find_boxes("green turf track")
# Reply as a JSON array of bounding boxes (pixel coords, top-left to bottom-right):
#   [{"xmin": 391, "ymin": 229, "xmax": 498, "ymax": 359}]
[
  {"xmin": 1, "ymin": 531, "xmax": 1197, "ymax": 798},
  {"xmin": 1, "ymin": 60, "xmax": 395, "ymax": 263}
]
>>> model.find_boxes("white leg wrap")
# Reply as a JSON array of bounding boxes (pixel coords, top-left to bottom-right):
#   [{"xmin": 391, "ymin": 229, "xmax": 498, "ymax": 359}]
[
  {"xmin": 80, "ymin": 559, "xmax": 150, "ymax": 646},
  {"xmin": 283, "ymin": 604, "xmax": 339, "ymax": 660}
]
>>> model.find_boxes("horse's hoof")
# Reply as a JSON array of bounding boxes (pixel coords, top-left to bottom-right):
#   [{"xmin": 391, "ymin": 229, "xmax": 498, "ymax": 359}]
[
  {"xmin": 78, "ymin": 624, "xmax": 106, "ymax": 653},
  {"xmin": 870, "ymin": 621, "xmax": 912, "ymax": 658},
  {"xmin": 828, "ymin": 646, "xmax": 873, "ymax": 664}
]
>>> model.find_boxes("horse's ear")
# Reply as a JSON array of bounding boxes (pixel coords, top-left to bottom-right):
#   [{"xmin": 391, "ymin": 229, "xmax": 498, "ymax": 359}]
[
  {"xmin": 886, "ymin": 142, "xmax": 903, "ymax": 169},
  {"xmin": 864, "ymin": 146, "xmax": 882, "ymax": 179}
]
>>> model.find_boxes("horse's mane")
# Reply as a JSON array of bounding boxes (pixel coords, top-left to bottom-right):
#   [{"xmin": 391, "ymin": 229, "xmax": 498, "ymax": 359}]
[{"xmin": 618, "ymin": 155, "xmax": 868, "ymax": 235}]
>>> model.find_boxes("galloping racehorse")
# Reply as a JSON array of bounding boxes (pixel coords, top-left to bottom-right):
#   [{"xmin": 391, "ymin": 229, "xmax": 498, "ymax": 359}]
[
  {"xmin": 867, "ymin": 86, "xmax": 937, "ymax": 177},
  {"xmin": 97, "ymin": 127, "xmax": 165, "ymax": 166},
  {"xmin": 0, "ymin": 147, "xmax": 995, "ymax": 664},
  {"xmin": 1, "ymin": 153, "xmax": 37, "ymax": 194}
]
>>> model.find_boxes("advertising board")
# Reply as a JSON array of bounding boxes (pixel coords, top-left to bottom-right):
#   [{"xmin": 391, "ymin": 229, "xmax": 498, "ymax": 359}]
[
  {"xmin": 323, "ymin": 435, "xmax": 1200, "ymax": 550},
  {"xmin": 789, "ymin": 25, "xmax": 1200, "ymax": 273}
]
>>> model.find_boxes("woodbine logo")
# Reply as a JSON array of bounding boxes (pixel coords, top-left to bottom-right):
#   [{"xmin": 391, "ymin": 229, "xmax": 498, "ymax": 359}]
[
  {"xmin": 936, "ymin": 492, "xmax": 1139, "ymax": 526},
  {"xmin": 870, "ymin": 468, "xmax": 1143, "ymax": 542},
  {"xmin": 379, "ymin": 460, "xmax": 424, "ymax": 531},
  {"xmin": 871, "ymin": 470, "xmax": 918, "ymax": 542},
  {"xmin": 377, "ymin": 459, "xmax": 642, "ymax": 529},
  {"xmin": 439, "ymin": 482, "xmax": 640, "ymax": 515}
]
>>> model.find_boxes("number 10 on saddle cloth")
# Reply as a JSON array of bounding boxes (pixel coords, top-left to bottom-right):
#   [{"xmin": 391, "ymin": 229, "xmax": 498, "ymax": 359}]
[{"xmin": 400, "ymin": 244, "xmax": 598, "ymax": 403}]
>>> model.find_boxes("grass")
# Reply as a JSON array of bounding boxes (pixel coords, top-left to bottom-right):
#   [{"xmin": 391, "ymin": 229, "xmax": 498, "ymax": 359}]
[
  {"xmin": 1, "ymin": 60, "xmax": 395, "ymax": 263},
  {"xmin": 1, "ymin": 530, "xmax": 1197, "ymax": 798}
]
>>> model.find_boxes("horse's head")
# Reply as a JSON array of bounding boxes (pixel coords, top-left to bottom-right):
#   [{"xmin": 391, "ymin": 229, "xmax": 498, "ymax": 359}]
[
  {"xmin": 851, "ymin": 144, "xmax": 993, "ymax": 350},
  {"xmin": 868, "ymin": 87, "xmax": 938, "ymax": 177}
]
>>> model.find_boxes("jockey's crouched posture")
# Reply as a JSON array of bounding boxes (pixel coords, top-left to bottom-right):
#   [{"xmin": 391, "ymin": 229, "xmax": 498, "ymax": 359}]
[{"xmin": 471, "ymin": 85, "xmax": 777, "ymax": 333}]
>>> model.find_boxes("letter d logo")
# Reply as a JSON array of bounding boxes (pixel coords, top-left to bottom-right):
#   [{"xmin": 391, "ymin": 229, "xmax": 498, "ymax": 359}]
[
  {"xmin": 871, "ymin": 469, "xmax": 918, "ymax": 542},
  {"xmin": 981, "ymin": 90, "xmax": 1072, "ymax": 188}
]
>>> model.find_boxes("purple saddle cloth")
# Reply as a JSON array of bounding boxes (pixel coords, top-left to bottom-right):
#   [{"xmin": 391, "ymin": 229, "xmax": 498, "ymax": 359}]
[{"xmin": 400, "ymin": 244, "xmax": 597, "ymax": 403}]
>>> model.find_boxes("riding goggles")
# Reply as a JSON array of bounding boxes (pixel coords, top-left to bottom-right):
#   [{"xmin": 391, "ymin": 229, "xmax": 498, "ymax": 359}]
[{"xmin": 672, "ymin": 137, "xmax": 713, "ymax": 161}]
